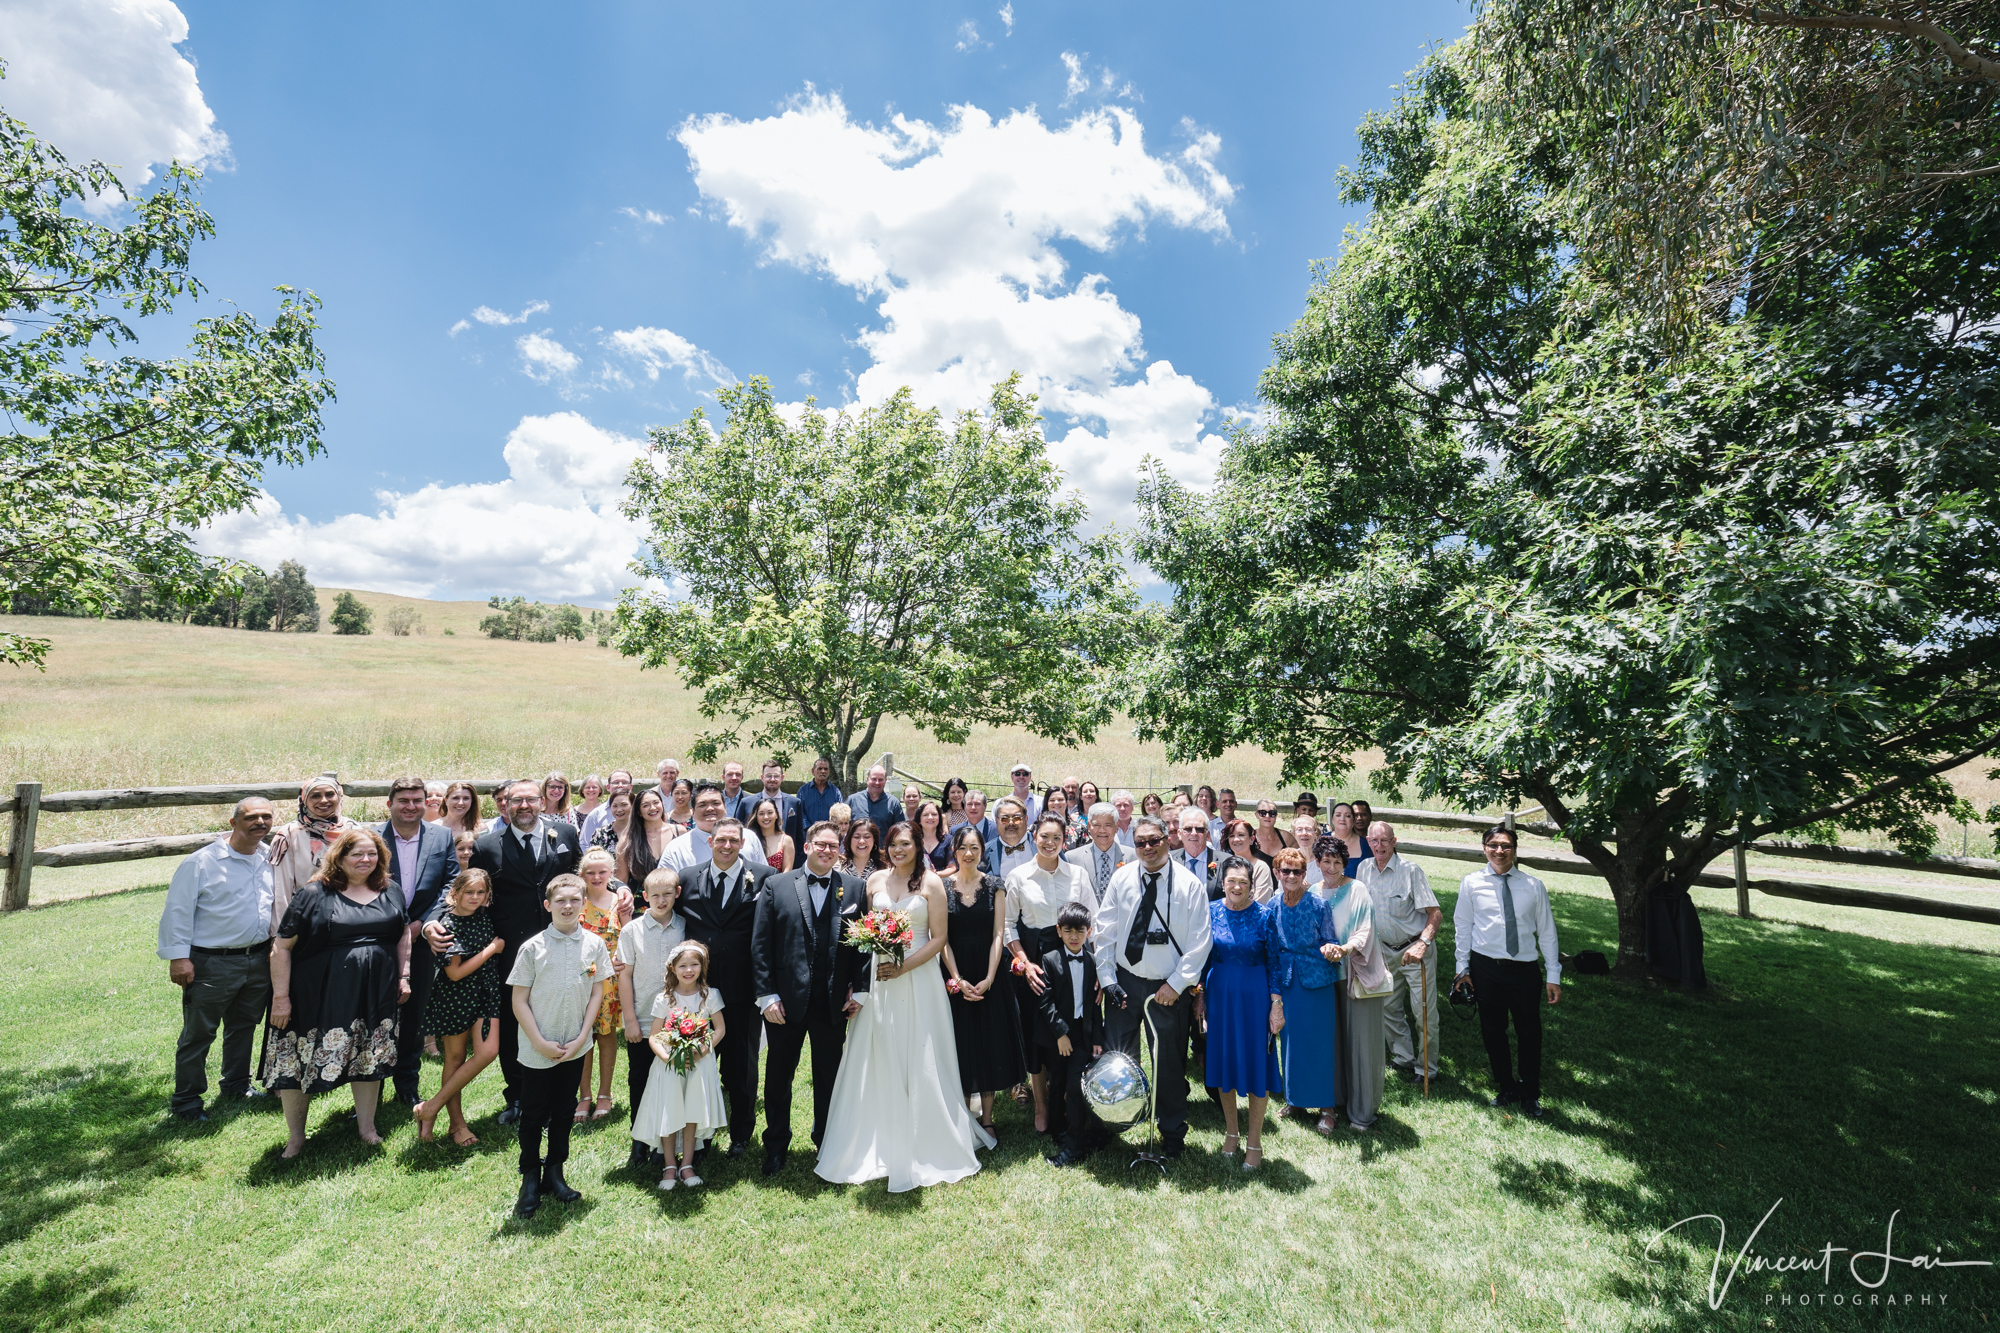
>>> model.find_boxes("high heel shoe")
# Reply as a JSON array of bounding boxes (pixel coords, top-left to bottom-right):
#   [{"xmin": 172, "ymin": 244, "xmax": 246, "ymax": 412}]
[
  {"xmin": 1243, "ymin": 1146, "xmax": 1263, "ymax": 1171},
  {"xmin": 1219, "ymin": 1132, "xmax": 1240, "ymax": 1158}
]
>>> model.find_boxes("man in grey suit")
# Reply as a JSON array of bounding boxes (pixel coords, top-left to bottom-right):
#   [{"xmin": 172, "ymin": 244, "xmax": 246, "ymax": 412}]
[
  {"xmin": 378, "ymin": 775, "xmax": 462, "ymax": 1105},
  {"xmin": 1063, "ymin": 802, "xmax": 1134, "ymax": 901}
]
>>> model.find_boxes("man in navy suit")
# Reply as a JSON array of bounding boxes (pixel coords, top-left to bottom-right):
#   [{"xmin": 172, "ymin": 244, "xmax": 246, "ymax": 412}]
[
  {"xmin": 742, "ymin": 759, "xmax": 798, "ymax": 835},
  {"xmin": 378, "ymin": 775, "xmax": 460, "ymax": 1105},
  {"xmin": 678, "ymin": 817, "xmax": 775, "ymax": 1157}
]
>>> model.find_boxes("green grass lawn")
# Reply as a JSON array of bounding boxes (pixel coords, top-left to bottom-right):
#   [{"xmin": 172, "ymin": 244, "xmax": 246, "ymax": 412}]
[{"xmin": 4, "ymin": 860, "xmax": 1996, "ymax": 1332}]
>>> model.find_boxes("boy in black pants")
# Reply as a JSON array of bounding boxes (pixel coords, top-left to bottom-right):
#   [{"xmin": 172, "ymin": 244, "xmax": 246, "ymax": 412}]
[
  {"xmin": 1039, "ymin": 901, "xmax": 1107, "ymax": 1167},
  {"xmin": 506, "ymin": 873, "xmax": 612, "ymax": 1217}
]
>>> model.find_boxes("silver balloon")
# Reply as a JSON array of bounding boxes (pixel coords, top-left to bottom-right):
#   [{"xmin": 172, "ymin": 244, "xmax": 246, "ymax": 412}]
[{"xmin": 1082, "ymin": 1049, "xmax": 1150, "ymax": 1130}]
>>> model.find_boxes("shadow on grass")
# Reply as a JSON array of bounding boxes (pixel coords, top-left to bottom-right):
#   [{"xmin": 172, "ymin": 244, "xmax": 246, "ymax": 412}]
[
  {"xmin": 0, "ymin": 1264, "xmax": 135, "ymax": 1333},
  {"xmin": 1453, "ymin": 888, "xmax": 2000, "ymax": 1329},
  {"xmin": 0, "ymin": 1060, "xmax": 207, "ymax": 1250}
]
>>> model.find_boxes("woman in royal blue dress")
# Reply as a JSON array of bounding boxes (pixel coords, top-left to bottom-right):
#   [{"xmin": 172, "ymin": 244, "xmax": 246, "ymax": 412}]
[
  {"xmin": 1198, "ymin": 856, "xmax": 1284, "ymax": 1170},
  {"xmin": 1269, "ymin": 846, "xmax": 1343, "ymax": 1134}
]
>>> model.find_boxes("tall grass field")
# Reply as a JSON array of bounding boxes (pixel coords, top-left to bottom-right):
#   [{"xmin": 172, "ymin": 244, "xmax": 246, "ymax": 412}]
[{"xmin": 0, "ymin": 600, "xmax": 1996, "ymax": 1330}]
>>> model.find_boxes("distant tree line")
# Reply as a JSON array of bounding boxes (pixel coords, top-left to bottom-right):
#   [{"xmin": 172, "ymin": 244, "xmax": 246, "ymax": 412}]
[
  {"xmin": 480, "ymin": 596, "xmax": 606, "ymax": 644},
  {"xmin": 6, "ymin": 560, "xmax": 322, "ymax": 632}
]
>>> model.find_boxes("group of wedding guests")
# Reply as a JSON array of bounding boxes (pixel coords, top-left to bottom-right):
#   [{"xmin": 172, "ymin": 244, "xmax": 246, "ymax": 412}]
[{"xmin": 156, "ymin": 760, "xmax": 1563, "ymax": 1213}]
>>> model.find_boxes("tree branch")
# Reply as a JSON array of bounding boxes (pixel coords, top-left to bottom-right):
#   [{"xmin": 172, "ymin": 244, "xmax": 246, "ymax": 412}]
[{"xmin": 1709, "ymin": 3, "xmax": 2000, "ymax": 84}]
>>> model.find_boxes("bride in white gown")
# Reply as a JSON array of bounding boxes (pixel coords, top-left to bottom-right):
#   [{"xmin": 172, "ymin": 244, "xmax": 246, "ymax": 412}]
[{"xmin": 816, "ymin": 822, "xmax": 996, "ymax": 1190}]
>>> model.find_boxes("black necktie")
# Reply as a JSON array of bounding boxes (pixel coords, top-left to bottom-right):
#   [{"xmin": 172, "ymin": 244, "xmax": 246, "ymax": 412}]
[
  {"xmin": 1126, "ymin": 871, "xmax": 1159, "ymax": 965},
  {"xmin": 718, "ymin": 868, "xmax": 735, "ymax": 911}
]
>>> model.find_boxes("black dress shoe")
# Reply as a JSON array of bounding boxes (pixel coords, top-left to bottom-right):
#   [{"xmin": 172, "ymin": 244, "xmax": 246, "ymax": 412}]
[
  {"xmin": 762, "ymin": 1152, "xmax": 786, "ymax": 1177},
  {"xmin": 169, "ymin": 1107, "xmax": 207, "ymax": 1123},
  {"xmin": 649, "ymin": 1146, "xmax": 665, "ymax": 1169},
  {"xmin": 496, "ymin": 1102, "xmax": 522, "ymax": 1125},
  {"xmin": 1490, "ymin": 1092, "xmax": 1520, "ymax": 1110},
  {"xmin": 394, "ymin": 1089, "xmax": 422, "ymax": 1107},
  {"xmin": 1394, "ymin": 1065, "xmax": 1418, "ymax": 1084},
  {"xmin": 726, "ymin": 1142, "xmax": 748, "ymax": 1160},
  {"xmin": 1159, "ymin": 1136, "xmax": 1186, "ymax": 1160},
  {"xmin": 539, "ymin": 1165, "xmax": 581, "ymax": 1203},
  {"xmin": 627, "ymin": 1141, "xmax": 652, "ymax": 1171},
  {"xmin": 514, "ymin": 1176, "xmax": 540, "ymax": 1217},
  {"xmin": 221, "ymin": 1087, "xmax": 268, "ymax": 1101},
  {"xmin": 1521, "ymin": 1100, "xmax": 1545, "ymax": 1120},
  {"xmin": 1045, "ymin": 1147, "xmax": 1086, "ymax": 1168}
]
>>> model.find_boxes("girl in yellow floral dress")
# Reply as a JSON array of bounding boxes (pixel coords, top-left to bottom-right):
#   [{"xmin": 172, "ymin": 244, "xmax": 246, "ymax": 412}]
[{"xmin": 575, "ymin": 848, "xmax": 632, "ymax": 1122}]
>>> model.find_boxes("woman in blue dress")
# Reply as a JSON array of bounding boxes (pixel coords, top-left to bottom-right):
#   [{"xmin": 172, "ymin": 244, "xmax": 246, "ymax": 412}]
[
  {"xmin": 1269, "ymin": 847, "xmax": 1343, "ymax": 1134},
  {"xmin": 1198, "ymin": 856, "xmax": 1284, "ymax": 1170}
]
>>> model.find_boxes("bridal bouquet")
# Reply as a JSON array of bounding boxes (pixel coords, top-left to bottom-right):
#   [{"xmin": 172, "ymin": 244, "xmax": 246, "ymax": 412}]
[
  {"xmin": 655, "ymin": 1010, "xmax": 712, "ymax": 1076},
  {"xmin": 847, "ymin": 910, "xmax": 914, "ymax": 966}
]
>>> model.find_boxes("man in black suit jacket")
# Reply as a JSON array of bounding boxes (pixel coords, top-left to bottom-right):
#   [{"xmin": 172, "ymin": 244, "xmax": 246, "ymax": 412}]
[
  {"xmin": 750, "ymin": 819, "xmax": 872, "ymax": 1174},
  {"xmin": 1037, "ymin": 900, "xmax": 1108, "ymax": 1167},
  {"xmin": 376, "ymin": 777, "xmax": 459, "ymax": 1105},
  {"xmin": 677, "ymin": 816, "xmax": 773, "ymax": 1157},
  {"xmin": 422, "ymin": 779, "xmax": 580, "ymax": 1122}
]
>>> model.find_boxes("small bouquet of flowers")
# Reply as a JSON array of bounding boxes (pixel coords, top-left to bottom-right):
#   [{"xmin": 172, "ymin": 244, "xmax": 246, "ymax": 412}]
[
  {"xmin": 654, "ymin": 1009, "xmax": 712, "ymax": 1076},
  {"xmin": 847, "ymin": 909, "xmax": 914, "ymax": 966}
]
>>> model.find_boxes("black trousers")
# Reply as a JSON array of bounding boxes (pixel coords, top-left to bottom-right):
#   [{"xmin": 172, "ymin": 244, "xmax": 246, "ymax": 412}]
[
  {"xmin": 1039, "ymin": 1039, "xmax": 1104, "ymax": 1154},
  {"xmin": 762, "ymin": 998, "xmax": 846, "ymax": 1154},
  {"xmin": 1104, "ymin": 966, "xmax": 1197, "ymax": 1139},
  {"xmin": 625, "ymin": 1033, "xmax": 655, "ymax": 1122},
  {"xmin": 713, "ymin": 995, "xmax": 762, "ymax": 1148},
  {"xmin": 1471, "ymin": 952, "xmax": 1545, "ymax": 1103},
  {"xmin": 173, "ymin": 948, "xmax": 272, "ymax": 1113},
  {"xmin": 516, "ymin": 1054, "xmax": 586, "ymax": 1177},
  {"xmin": 491, "ymin": 936, "xmax": 527, "ymax": 1106},
  {"xmin": 392, "ymin": 944, "xmax": 436, "ymax": 1097}
]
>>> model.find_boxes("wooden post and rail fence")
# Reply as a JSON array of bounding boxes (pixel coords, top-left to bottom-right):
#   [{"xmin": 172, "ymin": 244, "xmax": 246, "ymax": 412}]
[{"xmin": 6, "ymin": 769, "xmax": 1999, "ymax": 927}]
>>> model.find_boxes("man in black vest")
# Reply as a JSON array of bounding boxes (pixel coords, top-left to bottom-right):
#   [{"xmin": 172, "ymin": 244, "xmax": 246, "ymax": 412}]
[
  {"xmin": 678, "ymin": 816, "xmax": 773, "ymax": 1157},
  {"xmin": 750, "ymin": 819, "xmax": 872, "ymax": 1175},
  {"xmin": 422, "ymin": 778, "xmax": 580, "ymax": 1124}
]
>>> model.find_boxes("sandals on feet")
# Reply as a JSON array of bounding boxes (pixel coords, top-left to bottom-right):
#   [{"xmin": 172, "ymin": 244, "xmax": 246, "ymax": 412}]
[
  {"xmin": 658, "ymin": 1170, "xmax": 678, "ymax": 1191},
  {"xmin": 592, "ymin": 1095, "xmax": 614, "ymax": 1120},
  {"xmin": 1243, "ymin": 1146, "xmax": 1263, "ymax": 1171},
  {"xmin": 1315, "ymin": 1113, "xmax": 1338, "ymax": 1136},
  {"xmin": 573, "ymin": 1098, "xmax": 591, "ymax": 1124},
  {"xmin": 1220, "ymin": 1132, "xmax": 1240, "ymax": 1158},
  {"xmin": 679, "ymin": 1165, "xmax": 703, "ymax": 1188},
  {"xmin": 451, "ymin": 1126, "xmax": 478, "ymax": 1147}
]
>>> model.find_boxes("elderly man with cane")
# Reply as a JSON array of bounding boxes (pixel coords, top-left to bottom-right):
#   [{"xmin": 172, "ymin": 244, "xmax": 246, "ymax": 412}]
[{"xmin": 1356, "ymin": 821, "xmax": 1442, "ymax": 1092}]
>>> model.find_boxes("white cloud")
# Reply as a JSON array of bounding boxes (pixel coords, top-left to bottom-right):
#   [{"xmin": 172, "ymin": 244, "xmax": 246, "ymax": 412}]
[
  {"xmin": 447, "ymin": 318, "xmax": 471, "ymax": 337},
  {"xmin": 517, "ymin": 331, "xmax": 579, "ymax": 382},
  {"xmin": 0, "ymin": 0, "xmax": 228, "ymax": 211},
  {"xmin": 1061, "ymin": 51, "xmax": 1089, "ymax": 100},
  {"xmin": 198, "ymin": 413, "xmax": 649, "ymax": 600},
  {"xmin": 677, "ymin": 90, "xmax": 1235, "ymax": 529},
  {"xmin": 471, "ymin": 300, "xmax": 549, "ymax": 326},
  {"xmin": 606, "ymin": 325, "xmax": 733, "ymax": 386},
  {"xmin": 620, "ymin": 206, "xmax": 669, "ymax": 225},
  {"xmin": 955, "ymin": 20, "xmax": 984, "ymax": 51},
  {"xmin": 998, "ymin": 3, "xmax": 1014, "ymax": 35}
]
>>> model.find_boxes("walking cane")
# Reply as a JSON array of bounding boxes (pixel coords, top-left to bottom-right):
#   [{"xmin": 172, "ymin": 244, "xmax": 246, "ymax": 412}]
[
  {"xmin": 1129, "ymin": 998, "xmax": 1169, "ymax": 1176},
  {"xmin": 1420, "ymin": 954, "xmax": 1431, "ymax": 1098}
]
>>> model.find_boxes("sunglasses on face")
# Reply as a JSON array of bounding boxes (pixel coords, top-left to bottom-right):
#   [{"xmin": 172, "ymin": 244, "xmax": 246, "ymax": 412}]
[
  {"xmin": 1133, "ymin": 836, "xmax": 1167, "ymax": 849},
  {"xmin": 1277, "ymin": 868, "xmax": 1304, "ymax": 877}
]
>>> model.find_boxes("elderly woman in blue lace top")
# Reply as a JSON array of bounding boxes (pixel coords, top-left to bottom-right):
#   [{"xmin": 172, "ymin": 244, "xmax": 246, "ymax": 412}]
[{"xmin": 1269, "ymin": 845, "xmax": 1344, "ymax": 1134}]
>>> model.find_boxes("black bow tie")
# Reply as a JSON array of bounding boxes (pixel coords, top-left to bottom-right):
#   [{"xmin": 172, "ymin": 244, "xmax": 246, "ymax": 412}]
[{"xmin": 808, "ymin": 875, "xmax": 832, "ymax": 890}]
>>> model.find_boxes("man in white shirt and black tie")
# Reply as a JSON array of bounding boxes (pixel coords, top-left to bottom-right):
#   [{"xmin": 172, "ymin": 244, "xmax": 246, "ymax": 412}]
[
  {"xmin": 1091, "ymin": 814, "xmax": 1212, "ymax": 1158},
  {"xmin": 1453, "ymin": 825, "xmax": 1561, "ymax": 1118}
]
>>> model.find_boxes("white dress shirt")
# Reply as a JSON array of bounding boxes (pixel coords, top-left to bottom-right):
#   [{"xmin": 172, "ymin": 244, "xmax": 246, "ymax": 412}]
[
  {"xmin": 158, "ymin": 839, "xmax": 273, "ymax": 958},
  {"xmin": 1454, "ymin": 866, "xmax": 1562, "ymax": 983},
  {"xmin": 1003, "ymin": 857, "xmax": 1095, "ymax": 946},
  {"xmin": 1062, "ymin": 948, "xmax": 1089, "ymax": 1019},
  {"xmin": 1091, "ymin": 859, "xmax": 1212, "ymax": 994},
  {"xmin": 1356, "ymin": 853, "xmax": 1439, "ymax": 947},
  {"xmin": 661, "ymin": 825, "xmax": 769, "ymax": 873},
  {"xmin": 991, "ymin": 839, "xmax": 1035, "ymax": 879}
]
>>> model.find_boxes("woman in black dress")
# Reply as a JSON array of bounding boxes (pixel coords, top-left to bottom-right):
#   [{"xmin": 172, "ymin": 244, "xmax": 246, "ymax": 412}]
[
  {"xmin": 940, "ymin": 825, "xmax": 1026, "ymax": 1133},
  {"xmin": 263, "ymin": 827, "xmax": 411, "ymax": 1158}
]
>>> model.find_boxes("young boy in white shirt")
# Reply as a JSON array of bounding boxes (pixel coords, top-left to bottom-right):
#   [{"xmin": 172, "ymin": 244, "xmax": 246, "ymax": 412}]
[{"xmin": 507, "ymin": 873, "xmax": 612, "ymax": 1216}]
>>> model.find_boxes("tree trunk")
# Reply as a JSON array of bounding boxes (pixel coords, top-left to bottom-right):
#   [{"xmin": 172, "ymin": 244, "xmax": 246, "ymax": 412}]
[
  {"xmin": 1572, "ymin": 835, "xmax": 1708, "ymax": 986},
  {"xmin": 1600, "ymin": 859, "xmax": 1653, "ymax": 975}
]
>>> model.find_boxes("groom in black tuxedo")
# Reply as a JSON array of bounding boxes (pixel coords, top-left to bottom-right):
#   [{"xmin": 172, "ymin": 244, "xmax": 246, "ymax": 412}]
[
  {"xmin": 678, "ymin": 816, "xmax": 773, "ymax": 1158},
  {"xmin": 750, "ymin": 819, "xmax": 872, "ymax": 1175}
]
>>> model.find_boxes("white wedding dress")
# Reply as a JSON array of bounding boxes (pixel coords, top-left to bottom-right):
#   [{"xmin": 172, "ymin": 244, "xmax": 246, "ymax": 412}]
[{"xmin": 815, "ymin": 886, "xmax": 996, "ymax": 1191}]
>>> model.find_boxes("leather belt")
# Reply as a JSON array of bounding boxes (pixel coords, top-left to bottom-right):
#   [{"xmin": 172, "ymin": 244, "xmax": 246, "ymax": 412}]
[{"xmin": 191, "ymin": 940, "xmax": 272, "ymax": 956}]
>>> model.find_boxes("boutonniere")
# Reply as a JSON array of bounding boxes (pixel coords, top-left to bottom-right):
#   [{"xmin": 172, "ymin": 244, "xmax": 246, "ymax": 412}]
[{"xmin": 582, "ymin": 960, "xmax": 600, "ymax": 980}]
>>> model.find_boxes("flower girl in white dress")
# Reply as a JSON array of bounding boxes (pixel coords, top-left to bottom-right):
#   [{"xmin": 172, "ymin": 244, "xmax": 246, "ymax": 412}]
[{"xmin": 630, "ymin": 941, "xmax": 728, "ymax": 1190}]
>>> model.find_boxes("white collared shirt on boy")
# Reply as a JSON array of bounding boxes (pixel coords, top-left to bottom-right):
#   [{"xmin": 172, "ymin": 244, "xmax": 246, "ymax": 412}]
[
  {"xmin": 507, "ymin": 922, "xmax": 614, "ymax": 1067},
  {"xmin": 615, "ymin": 910, "xmax": 686, "ymax": 1026}
]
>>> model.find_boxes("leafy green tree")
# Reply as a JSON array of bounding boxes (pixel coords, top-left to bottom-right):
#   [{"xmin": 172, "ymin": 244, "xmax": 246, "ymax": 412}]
[
  {"xmin": 266, "ymin": 561, "xmax": 317, "ymax": 632},
  {"xmin": 616, "ymin": 375, "xmax": 1137, "ymax": 792},
  {"xmin": 0, "ymin": 96, "xmax": 334, "ymax": 668},
  {"xmin": 383, "ymin": 604, "xmax": 423, "ymax": 636},
  {"xmin": 1129, "ymin": 48, "xmax": 1998, "ymax": 980},
  {"xmin": 329, "ymin": 590, "xmax": 372, "ymax": 635},
  {"xmin": 551, "ymin": 605, "xmax": 585, "ymax": 642}
]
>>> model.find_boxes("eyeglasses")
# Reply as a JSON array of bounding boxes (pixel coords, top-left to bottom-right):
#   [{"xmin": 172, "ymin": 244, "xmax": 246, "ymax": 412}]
[
  {"xmin": 1277, "ymin": 868, "xmax": 1305, "ymax": 877},
  {"xmin": 1132, "ymin": 836, "xmax": 1167, "ymax": 849}
]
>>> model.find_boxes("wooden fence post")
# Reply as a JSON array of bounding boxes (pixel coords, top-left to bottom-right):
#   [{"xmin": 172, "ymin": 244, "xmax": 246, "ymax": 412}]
[{"xmin": 5, "ymin": 781, "xmax": 41, "ymax": 911}]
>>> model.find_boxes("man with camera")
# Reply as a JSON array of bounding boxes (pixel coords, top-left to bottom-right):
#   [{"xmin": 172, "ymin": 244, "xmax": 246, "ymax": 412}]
[
  {"xmin": 1453, "ymin": 826, "xmax": 1561, "ymax": 1118},
  {"xmin": 1091, "ymin": 814, "xmax": 1212, "ymax": 1158}
]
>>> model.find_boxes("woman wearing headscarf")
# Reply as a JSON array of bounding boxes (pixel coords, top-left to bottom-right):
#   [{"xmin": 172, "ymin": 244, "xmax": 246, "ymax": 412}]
[
  {"xmin": 1315, "ymin": 834, "xmax": 1390, "ymax": 1132},
  {"xmin": 1269, "ymin": 846, "xmax": 1342, "ymax": 1134},
  {"xmin": 268, "ymin": 773, "xmax": 359, "ymax": 934}
]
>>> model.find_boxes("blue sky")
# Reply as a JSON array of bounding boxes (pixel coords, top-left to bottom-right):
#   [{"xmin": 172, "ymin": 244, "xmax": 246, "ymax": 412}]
[{"xmin": 1, "ymin": 0, "xmax": 1467, "ymax": 601}]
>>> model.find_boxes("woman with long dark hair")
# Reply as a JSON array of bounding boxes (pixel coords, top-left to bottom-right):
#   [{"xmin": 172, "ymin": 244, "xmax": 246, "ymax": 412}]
[
  {"xmin": 941, "ymin": 777, "xmax": 970, "ymax": 832},
  {"xmin": 917, "ymin": 800, "xmax": 953, "ymax": 870},
  {"xmin": 840, "ymin": 817, "xmax": 886, "ymax": 878},
  {"xmin": 619, "ymin": 788, "xmax": 673, "ymax": 886},
  {"xmin": 940, "ymin": 824, "xmax": 1025, "ymax": 1132},
  {"xmin": 749, "ymin": 796, "xmax": 795, "ymax": 872}
]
